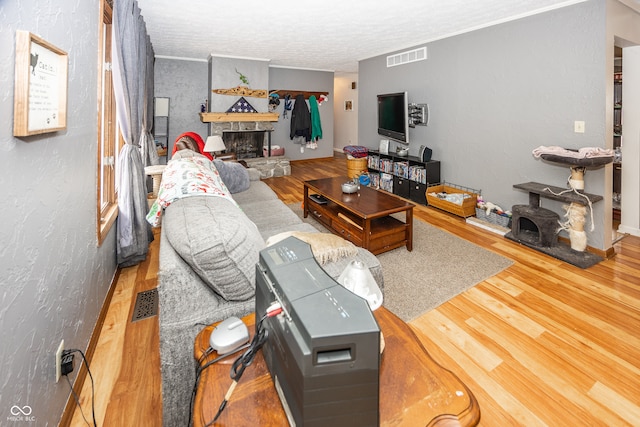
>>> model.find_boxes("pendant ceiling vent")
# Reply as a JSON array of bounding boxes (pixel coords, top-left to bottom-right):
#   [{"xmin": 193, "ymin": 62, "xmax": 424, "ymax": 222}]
[{"xmin": 387, "ymin": 47, "xmax": 427, "ymax": 68}]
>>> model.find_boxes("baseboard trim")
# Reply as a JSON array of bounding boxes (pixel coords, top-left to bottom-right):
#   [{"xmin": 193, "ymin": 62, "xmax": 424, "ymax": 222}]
[
  {"xmin": 290, "ymin": 156, "xmax": 337, "ymax": 163},
  {"xmin": 557, "ymin": 236, "xmax": 613, "ymax": 260},
  {"xmin": 617, "ymin": 224, "xmax": 640, "ymax": 237},
  {"xmin": 58, "ymin": 267, "xmax": 121, "ymax": 426}
]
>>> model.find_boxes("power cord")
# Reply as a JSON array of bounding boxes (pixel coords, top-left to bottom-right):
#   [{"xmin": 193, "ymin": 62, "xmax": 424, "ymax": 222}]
[
  {"xmin": 207, "ymin": 304, "xmax": 282, "ymax": 425},
  {"xmin": 188, "ymin": 343, "xmax": 251, "ymax": 427},
  {"xmin": 65, "ymin": 376, "xmax": 91, "ymax": 427},
  {"xmin": 63, "ymin": 349, "xmax": 97, "ymax": 427}
]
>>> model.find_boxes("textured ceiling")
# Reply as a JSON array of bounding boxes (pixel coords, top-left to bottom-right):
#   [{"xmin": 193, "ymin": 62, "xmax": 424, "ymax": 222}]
[{"xmin": 137, "ymin": 0, "xmax": 586, "ymax": 73}]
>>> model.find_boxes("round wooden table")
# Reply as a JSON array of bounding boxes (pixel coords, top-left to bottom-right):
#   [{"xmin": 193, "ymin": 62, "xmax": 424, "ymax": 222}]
[{"xmin": 192, "ymin": 306, "xmax": 480, "ymax": 426}]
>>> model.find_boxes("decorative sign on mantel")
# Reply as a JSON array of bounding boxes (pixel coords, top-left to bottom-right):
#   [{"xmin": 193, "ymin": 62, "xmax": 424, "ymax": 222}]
[
  {"xmin": 13, "ymin": 30, "xmax": 68, "ymax": 137},
  {"xmin": 212, "ymin": 86, "xmax": 268, "ymax": 98}
]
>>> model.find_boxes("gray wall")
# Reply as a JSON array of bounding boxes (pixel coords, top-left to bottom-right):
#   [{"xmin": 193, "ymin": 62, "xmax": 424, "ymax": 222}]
[
  {"xmin": 155, "ymin": 57, "xmax": 209, "ymax": 156},
  {"xmin": 269, "ymin": 67, "xmax": 335, "ymax": 160},
  {"xmin": 0, "ymin": 0, "xmax": 117, "ymax": 424},
  {"xmin": 209, "ymin": 56, "xmax": 270, "ymax": 113},
  {"xmin": 157, "ymin": 58, "xmax": 335, "ymax": 161},
  {"xmin": 359, "ymin": 0, "xmax": 611, "ymax": 249}
]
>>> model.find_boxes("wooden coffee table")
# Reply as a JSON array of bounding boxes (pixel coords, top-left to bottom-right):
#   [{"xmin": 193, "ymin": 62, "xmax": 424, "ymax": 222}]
[
  {"xmin": 192, "ymin": 307, "xmax": 480, "ymax": 426},
  {"xmin": 303, "ymin": 177, "xmax": 414, "ymax": 255}
]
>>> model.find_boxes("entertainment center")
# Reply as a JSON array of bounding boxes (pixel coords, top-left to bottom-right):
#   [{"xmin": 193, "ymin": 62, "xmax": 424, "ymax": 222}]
[
  {"xmin": 366, "ymin": 150, "xmax": 440, "ymax": 205},
  {"xmin": 370, "ymin": 91, "xmax": 439, "ymax": 205}
]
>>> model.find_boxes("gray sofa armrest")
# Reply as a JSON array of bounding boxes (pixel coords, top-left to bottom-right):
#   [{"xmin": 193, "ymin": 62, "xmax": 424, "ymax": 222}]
[{"xmin": 158, "ymin": 230, "xmax": 254, "ymax": 427}]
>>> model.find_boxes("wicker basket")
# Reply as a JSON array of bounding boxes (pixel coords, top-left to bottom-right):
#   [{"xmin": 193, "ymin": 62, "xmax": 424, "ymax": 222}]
[
  {"xmin": 475, "ymin": 207, "xmax": 512, "ymax": 228},
  {"xmin": 347, "ymin": 157, "xmax": 368, "ymax": 179},
  {"xmin": 426, "ymin": 182, "xmax": 479, "ymax": 217}
]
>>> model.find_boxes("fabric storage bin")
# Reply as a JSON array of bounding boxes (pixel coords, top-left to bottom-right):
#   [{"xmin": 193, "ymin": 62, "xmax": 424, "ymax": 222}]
[{"xmin": 475, "ymin": 207, "xmax": 511, "ymax": 227}]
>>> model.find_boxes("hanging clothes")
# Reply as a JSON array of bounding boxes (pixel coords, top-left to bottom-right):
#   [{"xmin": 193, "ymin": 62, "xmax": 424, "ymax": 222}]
[
  {"xmin": 290, "ymin": 94, "xmax": 311, "ymax": 142},
  {"xmin": 283, "ymin": 94, "xmax": 292, "ymax": 118},
  {"xmin": 309, "ymin": 95, "xmax": 322, "ymax": 142}
]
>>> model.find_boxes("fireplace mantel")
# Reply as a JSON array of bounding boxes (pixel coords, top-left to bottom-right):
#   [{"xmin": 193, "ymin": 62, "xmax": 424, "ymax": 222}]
[{"xmin": 199, "ymin": 112, "xmax": 279, "ymax": 123}]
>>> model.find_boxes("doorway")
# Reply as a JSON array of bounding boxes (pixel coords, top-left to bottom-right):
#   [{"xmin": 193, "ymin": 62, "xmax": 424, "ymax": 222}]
[
  {"xmin": 614, "ymin": 42, "xmax": 640, "ymax": 240},
  {"xmin": 612, "ymin": 46, "xmax": 622, "ymax": 238}
]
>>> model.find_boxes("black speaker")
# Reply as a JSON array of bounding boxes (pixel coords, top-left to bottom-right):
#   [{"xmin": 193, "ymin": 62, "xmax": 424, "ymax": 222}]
[{"xmin": 419, "ymin": 145, "xmax": 433, "ymax": 162}]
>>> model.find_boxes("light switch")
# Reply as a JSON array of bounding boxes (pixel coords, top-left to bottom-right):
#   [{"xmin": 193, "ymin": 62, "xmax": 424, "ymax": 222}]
[{"xmin": 574, "ymin": 121, "xmax": 585, "ymax": 133}]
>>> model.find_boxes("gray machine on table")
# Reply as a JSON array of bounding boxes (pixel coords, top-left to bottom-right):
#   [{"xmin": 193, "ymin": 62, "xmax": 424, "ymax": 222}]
[{"xmin": 255, "ymin": 237, "xmax": 381, "ymax": 426}]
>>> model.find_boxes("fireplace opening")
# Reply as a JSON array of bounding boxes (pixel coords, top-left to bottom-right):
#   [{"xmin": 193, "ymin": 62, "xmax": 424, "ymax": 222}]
[{"xmin": 222, "ymin": 131, "xmax": 265, "ymax": 159}]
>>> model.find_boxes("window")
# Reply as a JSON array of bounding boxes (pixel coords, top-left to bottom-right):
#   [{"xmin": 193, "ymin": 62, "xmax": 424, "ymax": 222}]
[{"xmin": 97, "ymin": 0, "xmax": 119, "ymax": 245}]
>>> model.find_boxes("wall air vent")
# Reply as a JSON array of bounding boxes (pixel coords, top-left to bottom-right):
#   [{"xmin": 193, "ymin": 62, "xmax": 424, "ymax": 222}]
[{"xmin": 387, "ymin": 47, "xmax": 427, "ymax": 68}]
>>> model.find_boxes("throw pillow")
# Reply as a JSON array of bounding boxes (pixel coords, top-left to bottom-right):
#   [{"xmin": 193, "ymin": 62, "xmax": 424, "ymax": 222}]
[
  {"xmin": 213, "ymin": 160, "xmax": 250, "ymax": 193},
  {"xmin": 265, "ymin": 231, "xmax": 358, "ymax": 265},
  {"xmin": 164, "ymin": 196, "xmax": 265, "ymax": 301}
]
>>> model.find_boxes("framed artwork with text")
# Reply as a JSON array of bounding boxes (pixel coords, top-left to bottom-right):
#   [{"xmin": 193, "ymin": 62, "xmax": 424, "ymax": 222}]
[{"xmin": 13, "ymin": 30, "xmax": 68, "ymax": 137}]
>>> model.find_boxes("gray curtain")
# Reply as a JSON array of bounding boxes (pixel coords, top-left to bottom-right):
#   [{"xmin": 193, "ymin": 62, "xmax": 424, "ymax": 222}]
[
  {"xmin": 141, "ymin": 31, "xmax": 159, "ymax": 166},
  {"xmin": 113, "ymin": 0, "xmax": 154, "ymax": 267}
]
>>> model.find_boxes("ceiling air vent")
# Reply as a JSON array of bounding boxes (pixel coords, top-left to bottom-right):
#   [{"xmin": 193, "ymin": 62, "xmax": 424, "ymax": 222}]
[{"xmin": 387, "ymin": 47, "xmax": 427, "ymax": 68}]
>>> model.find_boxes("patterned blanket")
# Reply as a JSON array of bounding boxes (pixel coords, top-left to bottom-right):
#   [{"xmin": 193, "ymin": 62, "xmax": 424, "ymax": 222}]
[
  {"xmin": 146, "ymin": 156, "xmax": 237, "ymax": 227},
  {"xmin": 343, "ymin": 145, "xmax": 368, "ymax": 158}
]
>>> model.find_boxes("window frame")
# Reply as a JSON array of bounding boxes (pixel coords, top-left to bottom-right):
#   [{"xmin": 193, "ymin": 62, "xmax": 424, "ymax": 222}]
[{"xmin": 97, "ymin": 0, "xmax": 119, "ymax": 245}]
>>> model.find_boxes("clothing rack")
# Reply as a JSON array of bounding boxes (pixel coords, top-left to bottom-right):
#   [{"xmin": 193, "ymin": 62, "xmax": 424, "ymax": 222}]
[{"xmin": 269, "ymin": 90, "xmax": 329, "ymax": 100}]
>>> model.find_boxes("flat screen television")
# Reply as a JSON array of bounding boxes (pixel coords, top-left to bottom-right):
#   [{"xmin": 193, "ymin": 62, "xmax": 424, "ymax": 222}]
[{"xmin": 377, "ymin": 91, "xmax": 409, "ymax": 144}]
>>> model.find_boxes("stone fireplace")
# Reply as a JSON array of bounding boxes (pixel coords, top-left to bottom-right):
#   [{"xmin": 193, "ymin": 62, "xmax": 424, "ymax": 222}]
[
  {"xmin": 222, "ymin": 131, "xmax": 265, "ymax": 159},
  {"xmin": 200, "ymin": 115, "xmax": 289, "ymax": 177},
  {"xmin": 201, "ymin": 56, "xmax": 290, "ymax": 176},
  {"xmin": 208, "ymin": 120, "xmax": 275, "ymax": 159}
]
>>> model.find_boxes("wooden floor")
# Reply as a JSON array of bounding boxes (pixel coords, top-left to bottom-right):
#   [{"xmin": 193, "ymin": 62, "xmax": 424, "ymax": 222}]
[{"xmin": 67, "ymin": 155, "xmax": 640, "ymax": 427}]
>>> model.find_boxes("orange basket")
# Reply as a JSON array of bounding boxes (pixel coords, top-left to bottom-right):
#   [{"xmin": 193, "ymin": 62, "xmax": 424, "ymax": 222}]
[
  {"xmin": 426, "ymin": 182, "xmax": 479, "ymax": 217},
  {"xmin": 346, "ymin": 157, "xmax": 368, "ymax": 179}
]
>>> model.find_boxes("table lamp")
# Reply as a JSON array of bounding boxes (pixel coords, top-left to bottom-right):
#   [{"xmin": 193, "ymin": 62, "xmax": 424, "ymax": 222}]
[{"xmin": 204, "ymin": 135, "xmax": 226, "ymax": 158}]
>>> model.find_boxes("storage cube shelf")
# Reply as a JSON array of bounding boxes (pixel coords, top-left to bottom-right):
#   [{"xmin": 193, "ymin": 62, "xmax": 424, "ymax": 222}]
[
  {"xmin": 393, "ymin": 161, "xmax": 409, "ymax": 179},
  {"xmin": 380, "ymin": 173, "xmax": 394, "ymax": 193},
  {"xmin": 366, "ymin": 150, "xmax": 441, "ymax": 205},
  {"xmin": 409, "ymin": 165, "xmax": 427, "ymax": 184}
]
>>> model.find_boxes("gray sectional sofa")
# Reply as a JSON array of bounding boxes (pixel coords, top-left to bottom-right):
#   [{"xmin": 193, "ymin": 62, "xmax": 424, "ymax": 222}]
[{"xmin": 156, "ymin": 151, "xmax": 383, "ymax": 426}]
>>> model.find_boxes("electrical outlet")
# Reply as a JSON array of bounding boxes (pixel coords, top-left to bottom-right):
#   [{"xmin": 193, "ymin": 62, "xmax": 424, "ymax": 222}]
[
  {"xmin": 55, "ymin": 339, "xmax": 64, "ymax": 382},
  {"xmin": 574, "ymin": 120, "xmax": 585, "ymax": 133}
]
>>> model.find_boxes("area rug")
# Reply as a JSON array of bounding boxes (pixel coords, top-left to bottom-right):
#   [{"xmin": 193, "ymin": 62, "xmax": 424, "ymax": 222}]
[{"xmin": 287, "ymin": 203, "xmax": 514, "ymax": 322}]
